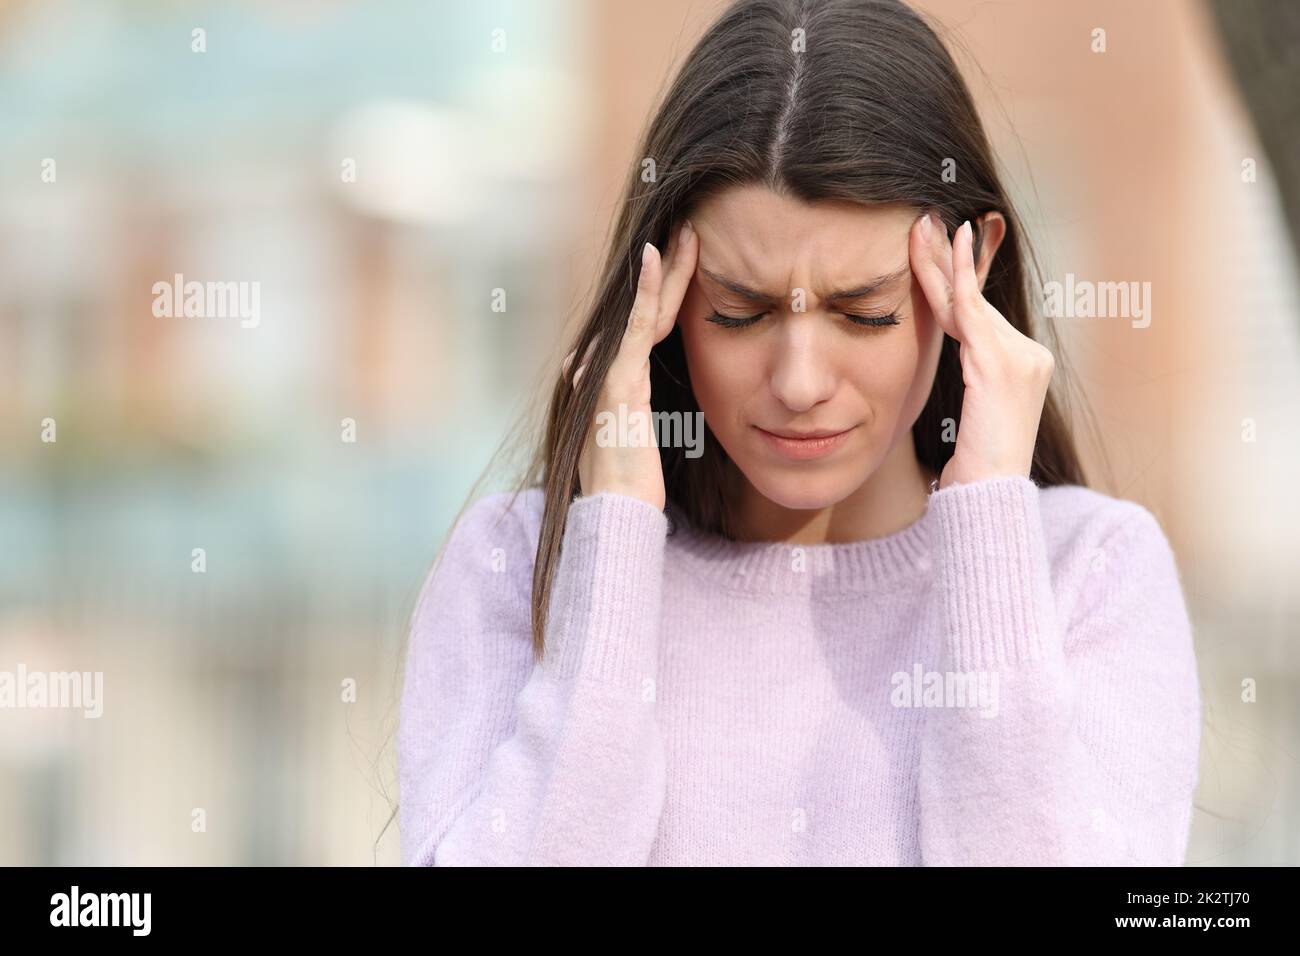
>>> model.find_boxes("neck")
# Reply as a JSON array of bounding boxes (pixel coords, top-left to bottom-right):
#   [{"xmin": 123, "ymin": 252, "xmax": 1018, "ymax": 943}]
[{"xmin": 725, "ymin": 437, "xmax": 938, "ymax": 545}]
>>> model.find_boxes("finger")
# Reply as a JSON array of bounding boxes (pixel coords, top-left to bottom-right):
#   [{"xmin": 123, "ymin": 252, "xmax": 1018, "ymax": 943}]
[
  {"xmin": 655, "ymin": 220, "xmax": 698, "ymax": 342},
  {"xmin": 952, "ymin": 220, "xmax": 979, "ymax": 304},
  {"xmin": 613, "ymin": 241, "xmax": 663, "ymax": 376},
  {"xmin": 565, "ymin": 337, "xmax": 598, "ymax": 388},
  {"xmin": 662, "ymin": 214, "xmax": 682, "ymax": 263},
  {"xmin": 909, "ymin": 212, "xmax": 959, "ymax": 340},
  {"xmin": 930, "ymin": 212, "xmax": 954, "ymax": 286},
  {"xmin": 950, "ymin": 220, "xmax": 989, "ymax": 345}
]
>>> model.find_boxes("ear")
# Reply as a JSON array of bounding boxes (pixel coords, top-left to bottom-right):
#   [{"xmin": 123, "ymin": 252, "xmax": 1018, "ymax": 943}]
[{"xmin": 972, "ymin": 211, "xmax": 1007, "ymax": 293}]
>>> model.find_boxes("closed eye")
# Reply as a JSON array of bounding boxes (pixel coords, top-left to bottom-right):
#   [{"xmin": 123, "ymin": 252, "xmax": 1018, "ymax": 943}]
[
  {"xmin": 704, "ymin": 310, "xmax": 902, "ymax": 330},
  {"xmin": 705, "ymin": 310, "xmax": 765, "ymax": 329},
  {"xmin": 842, "ymin": 312, "xmax": 902, "ymax": 328}
]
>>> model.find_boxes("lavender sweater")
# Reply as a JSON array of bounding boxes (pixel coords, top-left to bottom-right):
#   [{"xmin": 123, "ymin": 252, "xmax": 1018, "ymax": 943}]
[{"xmin": 398, "ymin": 475, "xmax": 1202, "ymax": 866}]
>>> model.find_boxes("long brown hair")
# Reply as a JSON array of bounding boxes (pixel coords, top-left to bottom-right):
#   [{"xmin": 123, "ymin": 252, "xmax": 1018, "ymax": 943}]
[{"xmin": 511, "ymin": 0, "xmax": 1091, "ymax": 659}]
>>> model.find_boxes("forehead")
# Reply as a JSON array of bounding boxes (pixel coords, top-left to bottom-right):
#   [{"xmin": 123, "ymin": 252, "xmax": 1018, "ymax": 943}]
[{"xmin": 691, "ymin": 184, "xmax": 914, "ymax": 286}]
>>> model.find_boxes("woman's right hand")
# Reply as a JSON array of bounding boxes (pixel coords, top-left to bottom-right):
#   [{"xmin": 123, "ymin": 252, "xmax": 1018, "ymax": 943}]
[{"xmin": 563, "ymin": 219, "xmax": 699, "ymax": 511}]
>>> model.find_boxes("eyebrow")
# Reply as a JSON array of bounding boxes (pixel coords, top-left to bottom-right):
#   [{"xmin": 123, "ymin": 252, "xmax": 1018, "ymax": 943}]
[{"xmin": 699, "ymin": 263, "xmax": 910, "ymax": 306}]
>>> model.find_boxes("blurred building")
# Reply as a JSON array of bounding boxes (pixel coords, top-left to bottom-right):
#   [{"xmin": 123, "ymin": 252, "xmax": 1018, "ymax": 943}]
[{"xmin": 0, "ymin": 0, "xmax": 1296, "ymax": 864}]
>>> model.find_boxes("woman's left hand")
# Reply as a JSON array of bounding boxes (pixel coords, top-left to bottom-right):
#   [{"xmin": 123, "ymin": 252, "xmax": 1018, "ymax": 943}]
[{"xmin": 909, "ymin": 213, "xmax": 1056, "ymax": 490}]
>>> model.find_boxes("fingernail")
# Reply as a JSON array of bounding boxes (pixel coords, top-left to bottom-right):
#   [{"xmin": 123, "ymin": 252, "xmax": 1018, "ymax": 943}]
[
  {"xmin": 919, "ymin": 213, "xmax": 932, "ymax": 240},
  {"xmin": 642, "ymin": 242, "xmax": 654, "ymax": 266},
  {"xmin": 961, "ymin": 220, "xmax": 972, "ymax": 241},
  {"xmin": 682, "ymin": 219, "xmax": 694, "ymax": 240},
  {"xmin": 932, "ymin": 212, "xmax": 948, "ymax": 243}
]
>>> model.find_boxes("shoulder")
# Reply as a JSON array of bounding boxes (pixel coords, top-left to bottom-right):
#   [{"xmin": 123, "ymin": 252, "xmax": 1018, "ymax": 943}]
[
  {"xmin": 1035, "ymin": 481, "xmax": 1188, "ymax": 628},
  {"xmin": 931, "ymin": 475, "xmax": 1169, "ymax": 562},
  {"xmin": 413, "ymin": 486, "xmax": 547, "ymax": 621},
  {"xmin": 446, "ymin": 486, "xmax": 546, "ymax": 557},
  {"xmin": 1037, "ymin": 481, "xmax": 1171, "ymax": 559}
]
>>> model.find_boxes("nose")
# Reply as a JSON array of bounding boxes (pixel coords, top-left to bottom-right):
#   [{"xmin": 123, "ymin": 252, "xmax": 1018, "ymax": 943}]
[{"xmin": 768, "ymin": 316, "xmax": 837, "ymax": 413}]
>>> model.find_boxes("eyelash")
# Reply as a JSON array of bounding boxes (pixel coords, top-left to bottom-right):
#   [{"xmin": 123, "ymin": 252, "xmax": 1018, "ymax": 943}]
[{"xmin": 705, "ymin": 311, "xmax": 902, "ymax": 330}]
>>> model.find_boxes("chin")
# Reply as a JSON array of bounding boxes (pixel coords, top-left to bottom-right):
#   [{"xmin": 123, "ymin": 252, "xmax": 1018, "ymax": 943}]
[{"xmin": 737, "ymin": 462, "xmax": 868, "ymax": 512}]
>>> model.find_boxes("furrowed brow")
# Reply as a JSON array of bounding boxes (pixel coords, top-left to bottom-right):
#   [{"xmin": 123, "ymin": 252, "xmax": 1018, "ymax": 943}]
[
  {"xmin": 823, "ymin": 264, "xmax": 911, "ymax": 301},
  {"xmin": 698, "ymin": 268, "xmax": 784, "ymax": 306},
  {"xmin": 699, "ymin": 264, "xmax": 910, "ymax": 305}
]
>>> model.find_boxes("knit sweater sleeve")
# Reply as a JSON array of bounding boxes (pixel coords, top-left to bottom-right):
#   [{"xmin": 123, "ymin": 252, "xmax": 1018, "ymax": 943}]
[
  {"xmin": 398, "ymin": 490, "xmax": 669, "ymax": 866},
  {"xmin": 916, "ymin": 475, "xmax": 1202, "ymax": 866}
]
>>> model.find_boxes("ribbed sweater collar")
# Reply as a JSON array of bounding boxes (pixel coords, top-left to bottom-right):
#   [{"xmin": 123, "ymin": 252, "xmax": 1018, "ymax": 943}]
[{"xmin": 663, "ymin": 496, "xmax": 935, "ymax": 595}]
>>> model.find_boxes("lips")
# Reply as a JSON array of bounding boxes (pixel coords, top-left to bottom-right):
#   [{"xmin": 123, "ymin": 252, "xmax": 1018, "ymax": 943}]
[
  {"xmin": 754, "ymin": 424, "xmax": 857, "ymax": 461},
  {"xmin": 762, "ymin": 428, "xmax": 850, "ymax": 439}
]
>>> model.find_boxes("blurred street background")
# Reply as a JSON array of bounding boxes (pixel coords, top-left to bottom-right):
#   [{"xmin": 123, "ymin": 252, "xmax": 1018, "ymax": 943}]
[{"xmin": 1, "ymin": 0, "xmax": 1297, "ymax": 864}]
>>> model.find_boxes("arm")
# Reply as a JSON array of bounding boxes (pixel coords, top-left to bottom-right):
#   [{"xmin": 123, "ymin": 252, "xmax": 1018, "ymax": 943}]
[
  {"xmin": 917, "ymin": 476, "xmax": 1202, "ymax": 866},
  {"xmin": 398, "ymin": 490, "xmax": 669, "ymax": 866}
]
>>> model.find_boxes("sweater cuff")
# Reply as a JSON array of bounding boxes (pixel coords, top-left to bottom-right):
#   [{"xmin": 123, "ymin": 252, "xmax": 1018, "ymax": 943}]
[
  {"xmin": 543, "ymin": 492, "xmax": 668, "ymax": 689},
  {"xmin": 928, "ymin": 475, "xmax": 1059, "ymax": 670}
]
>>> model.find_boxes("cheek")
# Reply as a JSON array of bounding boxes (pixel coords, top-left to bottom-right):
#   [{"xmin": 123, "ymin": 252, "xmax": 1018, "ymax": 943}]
[
  {"xmin": 682, "ymin": 330, "xmax": 735, "ymax": 429},
  {"xmin": 679, "ymin": 297, "xmax": 755, "ymax": 429},
  {"xmin": 847, "ymin": 329, "xmax": 920, "ymax": 414}
]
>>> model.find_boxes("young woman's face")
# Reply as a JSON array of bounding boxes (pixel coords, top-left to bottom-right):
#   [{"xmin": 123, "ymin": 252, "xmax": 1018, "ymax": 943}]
[{"xmin": 677, "ymin": 185, "xmax": 943, "ymax": 511}]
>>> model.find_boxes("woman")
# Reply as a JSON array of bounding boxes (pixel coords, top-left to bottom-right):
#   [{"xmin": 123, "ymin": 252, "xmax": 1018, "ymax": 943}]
[{"xmin": 398, "ymin": 0, "xmax": 1201, "ymax": 866}]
